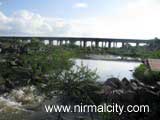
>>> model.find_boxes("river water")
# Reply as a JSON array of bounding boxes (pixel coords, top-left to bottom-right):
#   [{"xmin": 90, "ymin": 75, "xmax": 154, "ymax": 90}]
[{"xmin": 74, "ymin": 59, "xmax": 141, "ymax": 81}]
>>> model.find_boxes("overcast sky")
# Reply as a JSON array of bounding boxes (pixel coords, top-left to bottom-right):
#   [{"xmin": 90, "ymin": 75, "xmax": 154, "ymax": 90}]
[{"xmin": 0, "ymin": 0, "xmax": 160, "ymax": 39}]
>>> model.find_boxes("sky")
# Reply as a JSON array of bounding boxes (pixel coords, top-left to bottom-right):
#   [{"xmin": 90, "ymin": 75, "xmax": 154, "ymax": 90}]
[{"xmin": 0, "ymin": 0, "xmax": 160, "ymax": 39}]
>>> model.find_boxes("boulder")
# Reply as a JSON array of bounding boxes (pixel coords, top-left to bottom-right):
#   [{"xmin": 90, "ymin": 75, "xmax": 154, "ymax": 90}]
[
  {"xmin": 103, "ymin": 77, "xmax": 160, "ymax": 120},
  {"xmin": 104, "ymin": 78, "xmax": 122, "ymax": 89},
  {"xmin": 121, "ymin": 77, "xmax": 131, "ymax": 90}
]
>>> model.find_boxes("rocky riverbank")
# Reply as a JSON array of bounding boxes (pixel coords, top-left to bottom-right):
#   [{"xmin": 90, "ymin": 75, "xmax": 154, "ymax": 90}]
[
  {"xmin": 101, "ymin": 77, "xmax": 160, "ymax": 120},
  {"xmin": 0, "ymin": 77, "xmax": 160, "ymax": 120}
]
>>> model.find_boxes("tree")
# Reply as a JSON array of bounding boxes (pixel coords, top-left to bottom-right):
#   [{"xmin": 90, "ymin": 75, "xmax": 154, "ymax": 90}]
[{"xmin": 0, "ymin": 39, "xmax": 73, "ymax": 91}]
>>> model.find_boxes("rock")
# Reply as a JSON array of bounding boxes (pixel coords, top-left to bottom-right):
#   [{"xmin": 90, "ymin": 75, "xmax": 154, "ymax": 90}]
[
  {"xmin": 103, "ymin": 77, "xmax": 160, "ymax": 120},
  {"xmin": 122, "ymin": 78, "xmax": 129, "ymax": 85},
  {"xmin": 98, "ymin": 85, "xmax": 113, "ymax": 95},
  {"xmin": 130, "ymin": 82, "xmax": 139, "ymax": 90},
  {"xmin": 104, "ymin": 78, "xmax": 122, "ymax": 89},
  {"xmin": 121, "ymin": 78, "xmax": 131, "ymax": 90},
  {"xmin": 112, "ymin": 89, "xmax": 124, "ymax": 96},
  {"xmin": 136, "ymin": 88, "xmax": 159, "ymax": 105},
  {"xmin": 121, "ymin": 90, "xmax": 136, "ymax": 104}
]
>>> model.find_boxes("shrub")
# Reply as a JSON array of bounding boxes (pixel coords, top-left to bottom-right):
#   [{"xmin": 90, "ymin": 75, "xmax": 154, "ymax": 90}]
[{"xmin": 133, "ymin": 64, "xmax": 160, "ymax": 84}]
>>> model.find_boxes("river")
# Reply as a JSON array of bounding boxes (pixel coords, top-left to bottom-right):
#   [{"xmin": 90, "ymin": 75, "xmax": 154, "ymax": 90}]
[{"xmin": 74, "ymin": 59, "xmax": 141, "ymax": 81}]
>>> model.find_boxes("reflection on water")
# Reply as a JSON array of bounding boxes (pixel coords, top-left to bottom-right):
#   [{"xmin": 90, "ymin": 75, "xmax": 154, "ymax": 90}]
[{"xmin": 74, "ymin": 59, "xmax": 141, "ymax": 81}]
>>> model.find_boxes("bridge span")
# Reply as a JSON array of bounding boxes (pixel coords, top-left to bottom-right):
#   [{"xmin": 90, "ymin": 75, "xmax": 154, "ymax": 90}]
[{"xmin": 0, "ymin": 36, "xmax": 153, "ymax": 48}]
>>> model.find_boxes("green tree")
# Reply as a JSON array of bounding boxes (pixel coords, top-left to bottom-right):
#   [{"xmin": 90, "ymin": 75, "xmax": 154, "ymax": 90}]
[{"xmin": 0, "ymin": 39, "xmax": 73, "ymax": 90}]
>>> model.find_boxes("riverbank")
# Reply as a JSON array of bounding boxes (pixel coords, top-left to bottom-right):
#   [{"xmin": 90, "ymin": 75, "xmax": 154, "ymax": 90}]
[
  {"xmin": 83, "ymin": 54, "xmax": 141, "ymax": 62},
  {"xmin": 0, "ymin": 76, "xmax": 160, "ymax": 120}
]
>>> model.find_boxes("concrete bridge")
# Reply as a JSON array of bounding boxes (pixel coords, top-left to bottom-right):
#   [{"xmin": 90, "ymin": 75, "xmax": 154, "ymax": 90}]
[{"xmin": 0, "ymin": 36, "xmax": 153, "ymax": 48}]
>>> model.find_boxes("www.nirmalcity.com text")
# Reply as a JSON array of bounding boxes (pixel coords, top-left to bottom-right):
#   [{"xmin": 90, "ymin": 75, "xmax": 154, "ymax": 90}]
[{"xmin": 44, "ymin": 103, "xmax": 150, "ymax": 115}]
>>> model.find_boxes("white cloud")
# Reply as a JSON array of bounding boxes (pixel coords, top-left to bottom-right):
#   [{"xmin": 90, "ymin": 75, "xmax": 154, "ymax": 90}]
[
  {"xmin": 0, "ymin": 10, "xmax": 70, "ymax": 36},
  {"xmin": 0, "ymin": 0, "xmax": 160, "ymax": 39},
  {"xmin": 73, "ymin": 3, "xmax": 88, "ymax": 8}
]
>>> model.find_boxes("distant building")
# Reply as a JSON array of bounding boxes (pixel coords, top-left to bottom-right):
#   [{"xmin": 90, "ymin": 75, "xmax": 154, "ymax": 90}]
[{"xmin": 144, "ymin": 59, "xmax": 160, "ymax": 72}]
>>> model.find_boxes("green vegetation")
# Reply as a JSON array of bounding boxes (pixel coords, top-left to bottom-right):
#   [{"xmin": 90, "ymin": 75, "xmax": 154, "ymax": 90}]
[
  {"xmin": 65, "ymin": 38, "xmax": 160, "ymax": 59},
  {"xmin": 106, "ymin": 46, "xmax": 160, "ymax": 59},
  {"xmin": 0, "ymin": 40, "xmax": 73, "ymax": 89},
  {"xmin": 133, "ymin": 64, "xmax": 160, "ymax": 85},
  {"xmin": 0, "ymin": 39, "xmax": 102, "ymax": 105},
  {"xmin": 46, "ymin": 65, "xmax": 102, "ymax": 104},
  {"xmin": 106, "ymin": 38, "xmax": 160, "ymax": 59},
  {"xmin": 0, "ymin": 39, "xmax": 106, "ymax": 120}
]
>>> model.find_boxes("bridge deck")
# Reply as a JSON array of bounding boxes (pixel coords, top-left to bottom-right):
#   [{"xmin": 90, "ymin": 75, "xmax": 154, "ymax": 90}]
[{"xmin": 0, "ymin": 36, "xmax": 153, "ymax": 43}]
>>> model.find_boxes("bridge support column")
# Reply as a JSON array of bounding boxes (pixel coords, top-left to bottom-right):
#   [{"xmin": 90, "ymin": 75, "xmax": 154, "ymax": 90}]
[
  {"xmin": 60, "ymin": 40, "xmax": 63, "ymax": 46},
  {"xmin": 66, "ymin": 40, "xmax": 68, "ymax": 45},
  {"xmin": 101, "ymin": 42, "xmax": 103, "ymax": 48},
  {"xmin": 95, "ymin": 41, "xmax": 99, "ymax": 48},
  {"xmin": 57, "ymin": 40, "xmax": 60, "ymax": 45},
  {"xmin": 136, "ymin": 42, "xmax": 139, "ymax": 47},
  {"xmin": 49, "ymin": 40, "xmax": 53, "ymax": 45},
  {"xmin": 108, "ymin": 42, "xmax": 111, "ymax": 48},
  {"xmin": 113, "ymin": 42, "xmax": 115, "ymax": 48},
  {"xmin": 122, "ymin": 42, "xmax": 125, "ymax": 48},
  {"xmin": 80, "ymin": 41, "xmax": 82, "ymax": 47},
  {"xmin": 91, "ymin": 41, "xmax": 94, "ymax": 48},
  {"xmin": 115, "ymin": 42, "xmax": 117, "ymax": 47},
  {"xmin": 105, "ymin": 42, "xmax": 107, "ymax": 48},
  {"xmin": 83, "ymin": 41, "xmax": 87, "ymax": 47}
]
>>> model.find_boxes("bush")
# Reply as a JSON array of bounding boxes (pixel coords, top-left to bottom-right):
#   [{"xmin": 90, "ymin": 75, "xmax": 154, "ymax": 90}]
[
  {"xmin": 42, "ymin": 64, "xmax": 102, "ymax": 105},
  {"xmin": 133, "ymin": 64, "xmax": 160, "ymax": 84},
  {"xmin": 0, "ymin": 40, "xmax": 74, "ymax": 91}
]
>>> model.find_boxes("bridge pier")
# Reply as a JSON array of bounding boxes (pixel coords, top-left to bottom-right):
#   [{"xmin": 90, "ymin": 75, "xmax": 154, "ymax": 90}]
[
  {"xmin": 108, "ymin": 41, "xmax": 111, "ymax": 48},
  {"xmin": 115, "ymin": 42, "xmax": 117, "ymax": 47},
  {"xmin": 49, "ymin": 40, "xmax": 53, "ymax": 45},
  {"xmin": 83, "ymin": 41, "xmax": 87, "ymax": 47},
  {"xmin": 57, "ymin": 40, "xmax": 59, "ymax": 45},
  {"xmin": 60, "ymin": 40, "xmax": 63, "ymax": 45},
  {"xmin": 64, "ymin": 40, "xmax": 67, "ymax": 45},
  {"xmin": 91, "ymin": 41, "xmax": 94, "ymax": 48},
  {"xmin": 52, "ymin": 40, "xmax": 55, "ymax": 45},
  {"xmin": 136, "ymin": 42, "xmax": 139, "ymax": 47},
  {"xmin": 105, "ymin": 42, "xmax": 107, "ymax": 48},
  {"xmin": 113, "ymin": 42, "xmax": 115, "ymax": 48},
  {"xmin": 122, "ymin": 42, "xmax": 125, "ymax": 48},
  {"xmin": 101, "ymin": 42, "xmax": 103, "ymax": 48},
  {"xmin": 95, "ymin": 41, "xmax": 99, "ymax": 48},
  {"xmin": 79, "ymin": 41, "xmax": 82, "ymax": 47}
]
